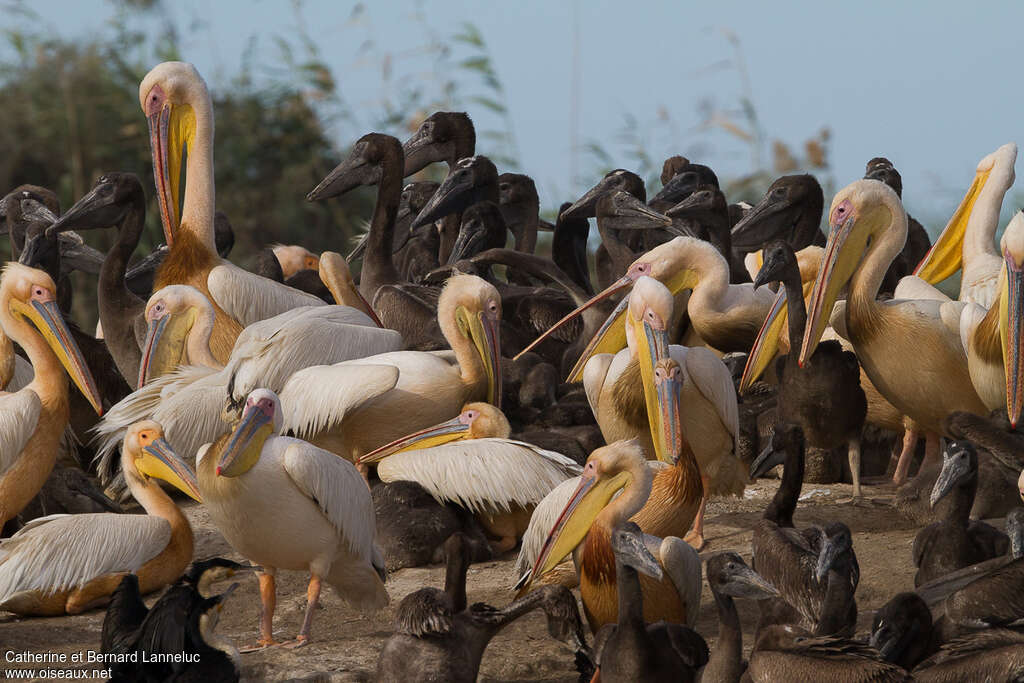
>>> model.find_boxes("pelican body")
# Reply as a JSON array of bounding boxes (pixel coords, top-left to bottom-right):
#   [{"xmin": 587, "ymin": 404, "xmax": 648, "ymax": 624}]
[
  {"xmin": 198, "ymin": 389, "xmax": 388, "ymax": 647},
  {"xmin": 359, "ymin": 402, "xmax": 579, "ymax": 553},
  {"xmin": 0, "ymin": 421, "xmax": 200, "ymax": 615}
]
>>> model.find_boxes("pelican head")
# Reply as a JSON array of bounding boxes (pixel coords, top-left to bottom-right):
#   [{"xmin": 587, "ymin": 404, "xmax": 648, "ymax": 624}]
[
  {"xmin": 560, "ymin": 169, "xmax": 646, "ymax": 221},
  {"xmin": 47, "ymin": 173, "xmax": 142, "ymax": 237},
  {"xmin": 611, "ymin": 521, "xmax": 663, "ymax": 580},
  {"xmin": 731, "ymin": 174, "xmax": 823, "ymax": 251},
  {"xmin": 139, "ymin": 61, "xmax": 210, "ymax": 244},
  {"xmin": 930, "ymin": 440, "xmax": 977, "ymax": 508},
  {"xmin": 814, "ymin": 522, "xmax": 853, "ymax": 583},
  {"xmin": 307, "ymin": 133, "xmax": 401, "ymax": 201},
  {"xmin": 0, "ymin": 263, "xmax": 102, "ymax": 414},
  {"xmin": 122, "ymin": 420, "xmax": 202, "ymax": 501},
  {"xmin": 800, "ymin": 180, "xmax": 904, "ymax": 366},
  {"xmin": 706, "ymin": 551, "xmax": 780, "ymax": 599},
  {"xmin": 915, "ymin": 143, "xmax": 1017, "ymax": 284},
  {"xmin": 271, "ymin": 244, "xmax": 319, "ymax": 278},
  {"xmin": 999, "ymin": 211, "xmax": 1024, "ymax": 427},
  {"xmin": 359, "ymin": 402, "xmax": 508, "ymax": 464},
  {"xmin": 516, "ymin": 236, "xmax": 703, "ymax": 380},
  {"xmin": 138, "ymin": 285, "xmax": 214, "ymax": 387},
  {"xmin": 217, "ymin": 388, "xmax": 282, "ymax": 478},
  {"xmin": 402, "ymin": 111, "xmax": 475, "ymax": 177},
  {"xmin": 594, "ymin": 191, "xmax": 672, "ymax": 232},
  {"xmin": 521, "ymin": 439, "xmax": 651, "ymax": 591},
  {"xmin": 412, "ymin": 155, "xmax": 498, "ymax": 230},
  {"xmin": 438, "ymin": 274, "xmax": 502, "ymax": 406}
]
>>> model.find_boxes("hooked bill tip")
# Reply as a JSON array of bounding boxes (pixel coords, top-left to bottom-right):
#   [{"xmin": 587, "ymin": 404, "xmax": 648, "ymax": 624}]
[{"xmin": 216, "ymin": 466, "xmax": 223, "ymax": 476}]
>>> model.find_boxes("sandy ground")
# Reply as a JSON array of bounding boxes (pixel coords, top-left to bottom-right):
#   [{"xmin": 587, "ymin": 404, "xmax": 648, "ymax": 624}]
[{"xmin": 0, "ymin": 476, "xmax": 950, "ymax": 682}]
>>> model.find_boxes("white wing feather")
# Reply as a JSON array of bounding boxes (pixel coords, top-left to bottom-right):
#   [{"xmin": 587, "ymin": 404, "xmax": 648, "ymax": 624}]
[
  {"xmin": 0, "ymin": 513, "xmax": 170, "ymax": 602},
  {"xmin": 207, "ymin": 262, "xmax": 325, "ymax": 328},
  {"xmin": 959, "ymin": 302, "xmax": 987, "ymax": 353},
  {"xmin": 0, "ymin": 390, "xmax": 41, "ymax": 476},
  {"xmin": 894, "ymin": 275, "xmax": 951, "ymax": 302},
  {"xmin": 376, "ymin": 438, "xmax": 580, "ymax": 515},
  {"xmin": 281, "ymin": 440, "xmax": 377, "ymax": 565},
  {"xmin": 679, "ymin": 346, "xmax": 739, "ymax": 440},
  {"xmin": 280, "ymin": 363, "xmax": 400, "ymax": 438},
  {"xmin": 225, "ymin": 306, "xmax": 403, "ymax": 403},
  {"xmin": 582, "ymin": 353, "xmax": 615, "ymax": 415},
  {"xmin": 8, "ymin": 356, "xmax": 32, "ymax": 392}
]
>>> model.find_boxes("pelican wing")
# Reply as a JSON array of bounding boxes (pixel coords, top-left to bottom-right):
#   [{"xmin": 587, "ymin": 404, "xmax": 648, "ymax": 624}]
[
  {"xmin": 894, "ymin": 275, "xmax": 951, "ymax": 302},
  {"xmin": 0, "ymin": 390, "xmax": 41, "ymax": 475},
  {"xmin": 207, "ymin": 262, "xmax": 325, "ymax": 328},
  {"xmin": 279, "ymin": 363, "xmax": 400, "ymax": 438},
  {"xmin": 93, "ymin": 365, "xmax": 227, "ymax": 489},
  {"xmin": 0, "ymin": 513, "xmax": 170, "ymax": 603},
  {"xmin": 281, "ymin": 439, "xmax": 377, "ymax": 564},
  {"xmin": 225, "ymin": 306, "xmax": 403, "ymax": 404},
  {"xmin": 8, "ymin": 355, "xmax": 32, "ymax": 392},
  {"xmin": 514, "ymin": 475, "xmax": 581, "ymax": 577},
  {"xmin": 650, "ymin": 534, "xmax": 702, "ymax": 628},
  {"xmin": 959, "ymin": 302, "xmax": 987, "ymax": 353},
  {"xmin": 679, "ymin": 346, "xmax": 739, "ymax": 440},
  {"xmin": 376, "ymin": 438, "xmax": 580, "ymax": 515}
]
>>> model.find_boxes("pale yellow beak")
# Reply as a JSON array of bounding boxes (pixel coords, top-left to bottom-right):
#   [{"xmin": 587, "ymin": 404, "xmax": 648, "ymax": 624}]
[
  {"xmin": 146, "ymin": 101, "xmax": 196, "ymax": 245},
  {"xmin": 999, "ymin": 251, "xmax": 1023, "ymax": 427},
  {"xmin": 913, "ymin": 165, "xmax": 992, "ymax": 284},
  {"xmin": 358, "ymin": 414, "xmax": 470, "ymax": 464},
  {"xmin": 138, "ymin": 307, "xmax": 197, "ymax": 387},
  {"xmin": 138, "ymin": 437, "xmax": 202, "ymax": 502}
]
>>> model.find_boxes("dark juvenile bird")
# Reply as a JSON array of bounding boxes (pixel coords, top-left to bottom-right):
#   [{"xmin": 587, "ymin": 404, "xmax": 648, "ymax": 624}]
[
  {"xmin": 752, "ymin": 240, "xmax": 867, "ymax": 497},
  {"xmin": 667, "ymin": 183, "xmax": 750, "ymax": 283},
  {"xmin": 749, "ymin": 424, "xmax": 859, "ymax": 636},
  {"xmin": 746, "ymin": 624, "xmax": 911, "ymax": 682},
  {"xmin": 870, "ymin": 592, "xmax": 942, "ymax": 670},
  {"xmin": 375, "ymin": 532, "xmax": 587, "ymax": 683},
  {"xmin": 863, "ymin": 157, "xmax": 932, "ymax": 294},
  {"xmin": 912, "ymin": 440, "xmax": 1008, "ymax": 586},
  {"xmin": 730, "ymin": 174, "xmax": 826, "ymax": 254},
  {"xmin": 551, "ymin": 201, "xmax": 593, "ymax": 295},
  {"xmin": 447, "ymin": 201, "xmax": 508, "ymax": 264},
  {"xmin": 703, "ymin": 551, "xmax": 780, "ymax": 683}
]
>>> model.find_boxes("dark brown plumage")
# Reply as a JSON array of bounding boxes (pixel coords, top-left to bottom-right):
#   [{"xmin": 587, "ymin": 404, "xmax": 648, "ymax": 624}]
[
  {"xmin": 731, "ymin": 174, "xmax": 826, "ymax": 253},
  {"xmin": 863, "ymin": 157, "xmax": 932, "ymax": 295},
  {"xmin": 668, "ymin": 184, "xmax": 750, "ymax": 283},
  {"xmin": 747, "ymin": 625, "xmax": 911, "ymax": 682}
]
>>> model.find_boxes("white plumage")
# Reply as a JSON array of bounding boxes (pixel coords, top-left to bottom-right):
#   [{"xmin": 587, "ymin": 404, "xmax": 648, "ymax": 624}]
[
  {"xmin": 0, "ymin": 390, "xmax": 41, "ymax": 476},
  {"xmin": 376, "ymin": 438, "xmax": 580, "ymax": 515},
  {"xmin": 207, "ymin": 261, "xmax": 327, "ymax": 328},
  {"xmin": 0, "ymin": 513, "xmax": 169, "ymax": 606}
]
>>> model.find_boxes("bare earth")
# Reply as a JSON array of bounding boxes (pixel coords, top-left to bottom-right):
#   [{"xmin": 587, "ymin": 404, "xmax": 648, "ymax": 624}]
[{"xmin": 0, "ymin": 478, "xmax": 943, "ymax": 682}]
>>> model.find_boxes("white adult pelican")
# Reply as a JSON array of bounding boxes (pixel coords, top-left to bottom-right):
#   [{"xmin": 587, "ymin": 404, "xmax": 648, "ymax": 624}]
[
  {"xmin": 800, "ymin": 180, "xmax": 988, "ymax": 469},
  {"xmin": 280, "ymin": 274, "xmax": 502, "ymax": 463},
  {"xmin": 359, "ymin": 402, "xmax": 580, "ymax": 552},
  {"xmin": 581, "ymin": 276, "xmax": 743, "ymax": 548},
  {"xmin": 0, "ymin": 264, "xmax": 102, "ymax": 527},
  {"xmin": 516, "ymin": 440, "xmax": 701, "ymax": 633},
  {"xmin": 139, "ymin": 62, "xmax": 324, "ymax": 362},
  {"xmin": 93, "ymin": 284, "xmax": 401, "ymax": 492},
  {"xmin": 0, "ymin": 421, "xmax": 200, "ymax": 615},
  {"xmin": 198, "ymin": 389, "xmax": 389, "ymax": 648}
]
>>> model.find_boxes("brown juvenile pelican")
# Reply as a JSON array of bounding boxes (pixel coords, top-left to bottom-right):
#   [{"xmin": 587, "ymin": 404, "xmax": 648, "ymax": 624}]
[
  {"xmin": 731, "ymin": 174, "xmax": 826, "ymax": 255},
  {"xmin": 497, "ymin": 173, "xmax": 546, "ymax": 254},
  {"xmin": 401, "ymin": 112, "xmax": 476, "ymax": 263},
  {"xmin": 746, "ymin": 625, "xmax": 910, "ymax": 682},
  {"xmin": 869, "ymin": 592, "xmax": 942, "ymax": 671},
  {"xmin": 47, "ymin": 173, "xmax": 148, "ymax": 385},
  {"xmin": 552, "ymin": 201, "xmax": 594, "ymax": 295},
  {"xmin": 750, "ymin": 241, "xmax": 867, "ymax": 497},
  {"xmin": 589, "ymin": 522, "xmax": 710, "ymax": 683},
  {"xmin": 308, "ymin": 133, "xmax": 405, "ymax": 301},
  {"xmin": 447, "ymin": 201, "xmax": 508, "ymax": 265},
  {"xmin": 749, "ymin": 425, "xmax": 859, "ymax": 636},
  {"xmin": 703, "ymin": 551, "xmax": 781, "ymax": 682},
  {"xmin": 912, "ymin": 441, "xmax": 1008, "ymax": 586},
  {"xmin": 375, "ymin": 533, "xmax": 586, "ymax": 683}
]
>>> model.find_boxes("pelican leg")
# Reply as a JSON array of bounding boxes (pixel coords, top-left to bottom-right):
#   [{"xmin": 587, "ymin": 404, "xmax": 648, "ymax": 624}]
[
  {"xmin": 684, "ymin": 479, "xmax": 709, "ymax": 551},
  {"xmin": 921, "ymin": 432, "xmax": 941, "ymax": 472},
  {"xmin": 892, "ymin": 428, "xmax": 919, "ymax": 485},
  {"xmin": 241, "ymin": 571, "xmax": 280, "ymax": 651},
  {"xmin": 848, "ymin": 438, "xmax": 862, "ymax": 499},
  {"xmin": 284, "ymin": 574, "xmax": 322, "ymax": 649}
]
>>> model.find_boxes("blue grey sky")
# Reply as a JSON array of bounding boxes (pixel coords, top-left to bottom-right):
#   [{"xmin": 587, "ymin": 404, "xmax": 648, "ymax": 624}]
[{"xmin": 14, "ymin": 1, "xmax": 1024, "ymax": 231}]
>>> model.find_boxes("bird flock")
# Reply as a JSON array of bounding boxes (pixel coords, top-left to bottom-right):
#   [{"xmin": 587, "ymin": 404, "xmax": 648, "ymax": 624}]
[{"xmin": 0, "ymin": 59, "xmax": 1023, "ymax": 682}]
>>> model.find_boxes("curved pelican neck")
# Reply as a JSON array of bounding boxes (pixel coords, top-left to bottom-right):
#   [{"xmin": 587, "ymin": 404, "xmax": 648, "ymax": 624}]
[
  {"xmin": 684, "ymin": 241, "xmax": 731, "ymax": 317},
  {"xmin": 0, "ymin": 308, "xmax": 67, "ymax": 405},
  {"xmin": 597, "ymin": 460, "xmax": 654, "ymax": 531},
  {"xmin": 848, "ymin": 197, "xmax": 907, "ymax": 316},
  {"xmin": 122, "ymin": 456, "xmax": 183, "ymax": 522},
  {"xmin": 780, "ymin": 266, "xmax": 808, "ymax": 353},
  {"xmin": 363, "ymin": 152, "xmax": 402, "ymax": 290},
  {"xmin": 179, "ymin": 89, "xmax": 216, "ymax": 251},
  {"xmin": 438, "ymin": 306, "xmax": 485, "ymax": 389}
]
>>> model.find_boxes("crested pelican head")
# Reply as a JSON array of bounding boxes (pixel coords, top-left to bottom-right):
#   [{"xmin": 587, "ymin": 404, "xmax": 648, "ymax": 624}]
[
  {"xmin": 217, "ymin": 388, "xmax": 282, "ymax": 478},
  {"xmin": 438, "ymin": 274, "xmax": 502, "ymax": 406},
  {"xmin": 402, "ymin": 111, "xmax": 476, "ymax": 177},
  {"xmin": 122, "ymin": 420, "xmax": 202, "ymax": 501},
  {"xmin": 358, "ymin": 402, "xmax": 509, "ymax": 464},
  {"xmin": 800, "ymin": 179, "xmax": 905, "ymax": 366},
  {"xmin": 0, "ymin": 263, "xmax": 102, "ymax": 414},
  {"xmin": 521, "ymin": 439, "xmax": 651, "ymax": 591},
  {"xmin": 138, "ymin": 285, "xmax": 216, "ymax": 386},
  {"xmin": 139, "ymin": 61, "xmax": 212, "ymax": 245},
  {"xmin": 999, "ymin": 211, "xmax": 1024, "ymax": 427},
  {"xmin": 271, "ymin": 244, "xmax": 319, "ymax": 278}
]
